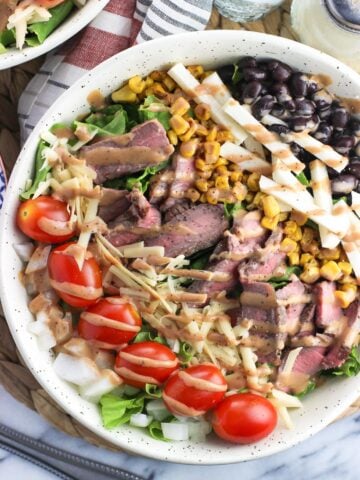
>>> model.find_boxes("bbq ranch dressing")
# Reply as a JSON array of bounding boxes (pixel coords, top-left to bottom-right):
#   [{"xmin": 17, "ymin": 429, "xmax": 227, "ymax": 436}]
[{"xmin": 291, "ymin": 0, "xmax": 360, "ymax": 73}]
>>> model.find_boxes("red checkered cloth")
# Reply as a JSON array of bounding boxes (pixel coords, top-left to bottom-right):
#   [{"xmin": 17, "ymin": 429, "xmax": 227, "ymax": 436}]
[{"xmin": 18, "ymin": 0, "xmax": 213, "ymax": 142}]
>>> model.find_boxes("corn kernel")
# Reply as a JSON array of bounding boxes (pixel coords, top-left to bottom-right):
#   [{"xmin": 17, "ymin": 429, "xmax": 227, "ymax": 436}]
[
  {"xmin": 338, "ymin": 262, "xmax": 353, "ymax": 276},
  {"xmin": 318, "ymin": 247, "xmax": 341, "ymax": 261},
  {"xmin": 217, "ymin": 166, "xmax": 229, "ymax": 176},
  {"xmin": 170, "ymin": 115, "xmax": 190, "ymax": 136},
  {"xmin": 213, "ymin": 157, "xmax": 227, "ymax": 168},
  {"xmin": 233, "ymin": 182, "xmax": 248, "ymax": 201},
  {"xmin": 301, "ymin": 227, "xmax": 315, "ymax": 246},
  {"xmin": 288, "ymin": 225, "xmax": 302, "ymax": 242},
  {"xmin": 152, "ymin": 82, "xmax": 167, "ymax": 98},
  {"xmin": 187, "ymin": 65, "xmax": 204, "ymax": 78},
  {"xmin": 280, "ymin": 237, "xmax": 298, "ymax": 253},
  {"xmin": 150, "ymin": 70, "xmax": 166, "ymax": 81},
  {"xmin": 206, "ymin": 126, "xmax": 218, "ymax": 142},
  {"xmin": 300, "ymin": 253, "xmax": 314, "ymax": 266},
  {"xmin": 197, "ymin": 170, "xmax": 212, "ymax": 179},
  {"xmin": 320, "ymin": 261, "xmax": 342, "ymax": 281},
  {"xmin": 334, "ymin": 291, "xmax": 351, "ymax": 309},
  {"xmin": 245, "ymin": 191, "xmax": 255, "ymax": 203},
  {"xmin": 252, "ymin": 192, "xmax": 265, "ymax": 206},
  {"xmin": 206, "ymin": 188, "xmax": 219, "ymax": 205},
  {"xmin": 194, "ymin": 103, "xmax": 211, "ymax": 121},
  {"xmin": 167, "ymin": 130, "xmax": 178, "ymax": 146},
  {"xmin": 163, "ymin": 75, "xmax": 176, "ymax": 92},
  {"xmin": 335, "ymin": 284, "xmax": 357, "ymax": 308},
  {"xmin": 128, "ymin": 75, "xmax": 146, "ymax": 94},
  {"xmin": 230, "ymin": 171, "xmax": 242, "ymax": 183},
  {"xmin": 170, "ymin": 97, "xmax": 190, "ymax": 116},
  {"xmin": 204, "ymin": 141, "xmax": 221, "ymax": 164},
  {"xmin": 180, "ymin": 139, "xmax": 198, "ymax": 158},
  {"xmin": 306, "ymin": 240, "xmax": 320, "ymax": 256},
  {"xmin": 112, "ymin": 84, "xmax": 137, "ymax": 103},
  {"xmin": 339, "ymin": 275, "xmax": 357, "ymax": 285},
  {"xmin": 300, "ymin": 265, "xmax": 320, "ymax": 284},
  {"xmin": 216, "ymin": 130, "xmax": 234, "ymax": 143},
  {"xmin": 262, "ymin": 195, "xmax": 280, "ymax": 218},
  {"xmin": 284, "ymin": 221, "xmax": 298, "ymax": 236},
  {"xmin": 195, "ymin": 158, "xmax": 212, "ymax": 172},
  {"xmin": 144, "ymin": 76, "xmax": 154, "ymax": 87},
  {"xmin": 291, "ymin": 210, "xmax": 308, "ymax": 226},
  {"xmin": 279, "ymin": 212, "xmax": 289, "ymax": 222},
  {"xmin": 288, "ymin": 252, "xmax": 300, "ymax": 266},
  {"xmin": 247, "ymin": 172, "xmax": 261, "ymax": 192},
  {"xmin": 215, "ymin": 175, "xmax": 230, "ymax": 190},
  {"xmin": 195, "ymin": 179, "xmax": 208, "ymax": 192},
  {"xmin": 185, "ymin": 188, "xmax": 200, "ymax": 203},
  {"xmin": 261, "ymin": 214, "xmax": 280, "ymax": 231},
  {"xmin": 196, "ymin": 124, "xmax": 209, "ymax": 136}
]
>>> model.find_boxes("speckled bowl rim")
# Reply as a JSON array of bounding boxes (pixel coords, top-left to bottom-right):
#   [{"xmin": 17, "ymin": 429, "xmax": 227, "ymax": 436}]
[
  {"xmin": 0, "ymin": 0, "xmax": 109, "ymax": 70},
  {"xmin": 1, "ymin": 30, "xmax": 360, "ymax": 464}
]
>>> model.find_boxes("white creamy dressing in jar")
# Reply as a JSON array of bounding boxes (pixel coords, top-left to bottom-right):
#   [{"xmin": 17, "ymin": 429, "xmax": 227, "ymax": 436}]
[{"xmin": 291, "ymin": 0, "xmax": 360, "ymax": 73}]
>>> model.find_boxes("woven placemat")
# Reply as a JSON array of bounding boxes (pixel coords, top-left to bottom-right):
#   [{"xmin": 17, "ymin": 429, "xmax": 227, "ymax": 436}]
[{"xmin": 0, "ymin": 0, "xmax": 359, "ymax": 452}]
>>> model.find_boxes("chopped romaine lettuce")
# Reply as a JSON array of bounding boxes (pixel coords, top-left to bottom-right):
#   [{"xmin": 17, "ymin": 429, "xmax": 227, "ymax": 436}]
[
  {"xmin": 28, "ymin": 1, "xmax": 74, "ymax": 44},
  {"xmin": 20, "ymin": 141, "xmax": 51, "ymax": 201},
  {"xmin": 144, "ymin": 384, "xmax": 162, "ymax": 399},
  {"xmin": 124, "ymin": 161, "xmax": 169, "ymax": 194},
  {"xmin": 179, "ymin": 341, "xmax": 194, "ymax": 364},
  {"xmin": 99, "ymin": 393, "xmax": 145, "ymax": 429},
  {"xmin": 0, "ymin": 29, "xmax": 15, "ymax": 48},
  {"xmin": 147, "ymin": 420, "xmax": 169, "ymax": 441}
]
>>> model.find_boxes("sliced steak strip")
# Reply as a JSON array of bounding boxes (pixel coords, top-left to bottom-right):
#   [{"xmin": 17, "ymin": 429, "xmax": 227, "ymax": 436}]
[
  {"xmin": 314, "ymin": 281, "xmax": 342, "ymax": 328},
  {"xmin": 149, "ymin": 168, "xmax": 174, "ymax": 204},
  {"xmin": 0, "ymin": 0, "xmax": 16, "ymax": 32},
  {"xmin": 161, "ymin": 154, "xmax": 195, "ymax": 210},
  {"xmin": 145, "ymin": 204, "xmax": 228, "ymax": 258},
  {"xmin": 277, "ymin": 346, "xmax": 326, "ymax": 393},
  {"xmin": 98, "ymin": 188, "xmax": 130, "ymax": 223},
  {"xmin": 81, "ymin": 120, "xmax": 174, "ymax": 184},
  {"xmin": 322, "ymin": 300, "xmax": 360, "ymax": 369}
]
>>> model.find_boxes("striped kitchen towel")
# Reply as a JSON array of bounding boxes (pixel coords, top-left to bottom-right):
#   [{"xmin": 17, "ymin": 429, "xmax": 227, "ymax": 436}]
[{"xmin": 18, "ymin": 0, "xmax": 213, "ymax": 143}]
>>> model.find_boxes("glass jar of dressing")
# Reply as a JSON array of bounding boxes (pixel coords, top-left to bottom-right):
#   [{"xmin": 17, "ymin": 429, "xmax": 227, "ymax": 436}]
[
  {"xmin": 215, "ymin": 0, "xmax": 284, "ymax": 23},
  {"xmin": 291, "ymin": 0, "xmax": 360, "ymax": 73}
]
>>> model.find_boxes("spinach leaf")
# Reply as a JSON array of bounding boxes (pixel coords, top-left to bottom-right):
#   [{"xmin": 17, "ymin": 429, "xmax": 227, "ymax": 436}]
[
  {"xmin": 99, "ymin": 393, "xmax": 145, "ymax": 429},
  {"xmin": 224, "ymin": 202, "xmax": 244, "ymax": 219},
  {"xmin": 28, "ymin": 1, "xmax": 74, "ymax": 44},
  {"xmin": 328, "ymin": 347, "xmax": 360, "ymax": 377},
  {"xmin": 296, "ymin": 172, "xmax": 310, "ymax": 187},
  {"xmin": 124, "ymin": 161, "xmax": 169, "ymax": 194},
  {"xmin": 20, "ymin": 141, "xmax": 51, "ymax": 201},
  {"xmin": 139, "ymin": 95, "xmax": 171, "ymax": 130},
  {"xmin": 189, "ymin": 250, "xmax": 211, "ymax": 270},
  {"xmin": 268, "ymin": 265, "xmax": 302, "ymax": 289}
]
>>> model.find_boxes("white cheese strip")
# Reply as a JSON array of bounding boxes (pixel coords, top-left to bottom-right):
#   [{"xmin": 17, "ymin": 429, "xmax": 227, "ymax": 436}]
[
  {"xmin": 259, "ymin": 176, "xmax": 350, "ymax": 236},
  {"xmin": 243, "ymin": 134, "xmax": 266, "ymax": 159},
  {"xmin": 220, "ymin": 141, "xmax": 272, "ymax": 175},
  {"xmin": 202, "ymin": 72, "xmax": 232, "ymax": 105},
  {"xmin": 122, "ymin": 245, "xmax": 165, "ymax": 258},
  {"xmin": 76, "ymin": 198, "xmax": 99, "ymax": 269},
  {"xmin": 223, "ymin": 98, "xmax": 305, "ymax": 173},
  {"xmin": 167, "ymin": 63, "xmax": 247, "ymax": 144},
  {"xmin": 271, "ymin": 389, "xmax": 303, "ymax": 408},
  {"xmin": 310, "ymin": 160, "xmax": 341, "ymax": 249},
  {"xmin": 352, "ymin": 191, "xmax": 360, "ymax": 217},
  {"xmin": 340, "ymin": 203, "xmax": 360, "ymax": 282},
  {"xmin": 292, "ymin": 131, "xmax": 348, "ymax": 172}
]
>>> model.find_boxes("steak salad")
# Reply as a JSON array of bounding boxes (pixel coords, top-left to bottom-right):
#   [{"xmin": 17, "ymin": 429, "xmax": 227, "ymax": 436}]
[{"xmin": 15, "ymin": 58, "xmax": 360, "ymax": 444}]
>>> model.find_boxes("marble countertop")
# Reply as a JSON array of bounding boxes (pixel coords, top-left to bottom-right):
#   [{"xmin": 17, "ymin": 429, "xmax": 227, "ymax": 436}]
[{"xmin": 0, "ymin": 385, "xmax": 359, "ymax": 480}]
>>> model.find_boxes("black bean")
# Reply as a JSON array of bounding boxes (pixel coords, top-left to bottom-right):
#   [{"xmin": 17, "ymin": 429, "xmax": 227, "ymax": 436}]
[
  {"xmin": 349, "ymin": 118, "xmax": 360, "ymax": 136},
  {"xmin": 312, "ymin": 89, "xmax": 332, "ymax": 110},
  {"xmin": 290, "ymin": 72, "xmax": 309, "ymax": 98},
  {"xmin": 217, "ymin": 65, "xmax": 236, "ymax": 83},
  {"xmin": 268, "ymin": 124, "xmax": 291, "ymax": 136},
  {"xmin": 283, "ymin": 99, "xmax": 296, "ymax": 112},
  {"xmin": 260, "ymin": 84, "xmax": 269, "ymax": 95},
  {"xmin": 290, "ymin": 142, "xmax": 302, "ymax": 156},
  {"xmin": 344, "ymin": 157, "xmax": 360, "ymax": 179},
  {"xmin": 318, "ymin": 107, "xmax": 332, "ymax": 120},
  {"xmin": 331, "ymin": 174, "xmax": 358, "ymax": 195},
  {"xmin": 327, "ymin": 167, "xmax": 339, "ymax": 179},
  {"xmin": 271, "ymin": 83, "xmax": 292, "ymax": 102},
  {"xmin": 252, "ymin": 95, "xmax": 276, "ymax": 119},
  {"xmin": 242, "ymin": 81, "xmax": 262, "ymax": 104},
  {"xmin": 238, "ymin": 56, "xmax": 257, "ymax": 69},
  {"xmin": 307, "ymin": 80, "xmax": 320, "ymax": 96},
  {"xmin": 308, "ymin": 114, "xmax": 320, "ymax": 132},
  {"xmin": 313, "ymin": 122, "xmax": 333, "ymax": 144},
  {"xmin": 243, "ymin": 67, "xmax": 267, "ymax": 82},
  {"xmin": 294, "ymin": 98, "xmax": 316, "ymax": 117},
  {"xmin": 355, "ymin": 141, "xmax": 360, "ymax": 156},
  {"xmin": 289, "ymin": 116, "xmax": 310, "ymax": 132},
  {"xmin": 262, "ymin": 59, "xmax": 279, "ymax": 71},
  {"xmin": 332, "ymin": 135, "xmax": 355, "ymax": 154},
  {"xmin": 271, "ymin": 63, "xmax": 292, "ymax": 82},
  {"xmin": 271, "ymin": 103, "xmax": 288, "ymax": 119},
  {"xmin": 331, "ymin": 107, "xmax": 350, "ymax": 130}
]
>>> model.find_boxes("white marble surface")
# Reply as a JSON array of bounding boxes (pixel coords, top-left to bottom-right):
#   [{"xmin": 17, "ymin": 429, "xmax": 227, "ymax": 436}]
[{"xmin": 0, "ymin": 385, "xmax": 359, "ymax": 479}]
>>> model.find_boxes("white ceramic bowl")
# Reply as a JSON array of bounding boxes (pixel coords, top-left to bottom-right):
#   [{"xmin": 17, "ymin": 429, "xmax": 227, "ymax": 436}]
[
  {"xmin": 0, "ymin": 0, "xmax": 109, "ymax": 70},
  {"xmin": 1, "ymin": 30, "xmax": 360, "ymax": 464}
]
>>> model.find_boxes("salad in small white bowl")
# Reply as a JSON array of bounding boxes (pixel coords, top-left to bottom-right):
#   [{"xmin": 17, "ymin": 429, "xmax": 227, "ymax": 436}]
[
  {"xmin": 0, "ymin": 0, "xmax": 109, "ymax": 70},
  {"xmin": 0, "ymin": 30, "xmax": 360, "ymax": 464}
]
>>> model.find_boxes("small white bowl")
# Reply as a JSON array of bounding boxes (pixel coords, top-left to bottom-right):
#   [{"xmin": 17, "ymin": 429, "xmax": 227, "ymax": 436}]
[
  {"xmin": 0, "ymin": 0, "xmax": 109, "ymax": 70},
  {"xmin": 1, "ymin": 30, "xmax": 360, "ymax": 464}
]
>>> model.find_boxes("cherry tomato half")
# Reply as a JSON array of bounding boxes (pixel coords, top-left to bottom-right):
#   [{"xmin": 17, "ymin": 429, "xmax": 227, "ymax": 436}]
[
  {"xmin": 115, "ymin": 341, "xmax": 178, "ymax": 388},
  {"xmin": 163, "ymin": 364, "xmax": 227, "ymax": 417},
  {"xmin": 48, "ymin": 242, "xmax": 103, "ymax": 308},
  {"xmin": 211, "ymin": 393, "xmax": 277, "ymax": 444},
  {"xmin": 17, "ymin": 196, "xmax": 75, "ymax": 244},
  {"xmin": 78, "ymin": 297, "xmax": 142, "ymax": 346},
  {"xmin": 35, "ymin": 0, "xmax": 66, "ymax": 7}
]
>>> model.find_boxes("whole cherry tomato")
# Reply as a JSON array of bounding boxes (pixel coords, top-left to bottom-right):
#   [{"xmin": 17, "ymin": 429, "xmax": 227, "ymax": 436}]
[
  {"xmin": 17, "ymin": 196, "xmax": 75, "ymax": 244},
  {"xmin": 78, "ymin": 297, "xmax": 142, "ymax": 346},
  {"xmin": 48, "ymin": 242, "xmax": 103, "ymax": 308},
  {"xmin": 115, "ymin": 341, "xmax": 178, "ymax": 388},
  {"xmin": 163, "ymin": 364, "xmax": 227, "ymax": 417},
  {"xmin": 211, "ymin": 393, "xmax": 277, "ymax": 444}
]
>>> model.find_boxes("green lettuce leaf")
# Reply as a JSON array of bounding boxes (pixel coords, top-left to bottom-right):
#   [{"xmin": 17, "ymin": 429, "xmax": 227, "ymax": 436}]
[
  {"xmin": 99, "ymin": 393, "xmax": 145, "ymax": 429},
  {"xmin": 296, "ymin": 380, "xmax": 316, "ymax": 398},
  {"xmin": 144, "ymin": 384, "xmax": 162, "ymax": 399},
  {"xmin": 269, "ymin": 265, "xmax": 302, "ymax": 289},
  {"xmin": 329, "ymin": 347, "xmax": 360, "ymax": 377},
  {"xmin": 20, "ymin": 140, "xmax": 51, "ymax": 201},
  {"xmin": 147, "ymin": 420, "xmax": 169, "ymax": 441},
  {"xmin": 223, "ymin": 202, "xmax": 244, "ymax": 219},
  {"xmin": 179, "ymin": 341, "xmax": 194, "ymax": 364},
  {"xmin": 28, "ymin": 1, "xmax": 74, "ymax": 44},
  {"xmin": 124, "ymin": 161, "xmax": 169, "ymax": 194},
  {"xmin": 0, "ymin": 29, "xmax": 15, "ymax": 48},
  {"xmin": 139, "ymin": 95, "xmax": 171, "ymax": 130}
]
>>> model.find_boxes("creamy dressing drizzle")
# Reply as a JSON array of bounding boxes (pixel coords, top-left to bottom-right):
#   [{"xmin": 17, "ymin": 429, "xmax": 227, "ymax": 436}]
[
  {"xmin": 119, "ymin": 351, "xmax": 178, "ymax": 368},
  {"xmin": 81, "ymin": 312, "xmax": 140, "ymax": 332},
  {"xmin": 37, "ymin": 217, "xmax": 74, "ymax": 236},
  {"xmin": 162, "ymin": 391, "xmax": 205, "ymax": 416},
  {"xmin": 50, "ymin": 279, "xmax": 103, "ymax": 300},
  {"xmin": 114, "ymin": 366, "xmax": 160, "ymax": 385},
  {"xmin": 178, "ymin": 370, "xmax": 227, "ymax": 392}
]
